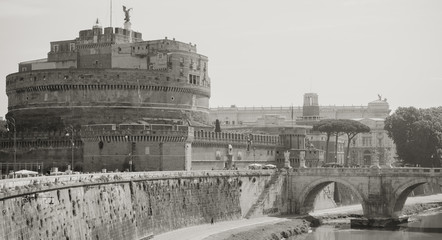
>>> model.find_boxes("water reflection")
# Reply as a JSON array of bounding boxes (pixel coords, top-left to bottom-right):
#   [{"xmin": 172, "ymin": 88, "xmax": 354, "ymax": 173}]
[
  {"xmin": 306, "ymin": 211, "xmax": 442, "ymax": 240},
  {"xmin": 306, "ymin": 226, "xmax": 441, "ymax": 240},
  {"xmin": 406, "ymin": 211, "xmax": 442, "ymax": 233}
]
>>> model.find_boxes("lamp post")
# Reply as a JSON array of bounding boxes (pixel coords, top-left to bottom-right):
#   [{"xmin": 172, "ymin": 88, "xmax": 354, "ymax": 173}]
[
  {"xmin": 6, "ymin": 117, "xmax": 16, "ymax": 178},
  {"xmin": 65, "ymin": 125, "xmax": 74, "ymax": 172}
]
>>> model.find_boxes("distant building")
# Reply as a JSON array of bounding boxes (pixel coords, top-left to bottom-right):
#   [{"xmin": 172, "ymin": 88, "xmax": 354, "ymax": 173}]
[{"xmin": 209, "ymin": 93, "xmax": 395, "ymax": 166}]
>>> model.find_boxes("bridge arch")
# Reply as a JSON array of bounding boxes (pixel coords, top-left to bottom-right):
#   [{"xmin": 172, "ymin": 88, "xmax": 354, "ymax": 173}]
[
  {"xmin": 297, "ymin": 177, "xmax": 366, "ymax": 214},
  {"xmin": 389, "ymin": 178, "xmax": 431, "ymax": 218}
]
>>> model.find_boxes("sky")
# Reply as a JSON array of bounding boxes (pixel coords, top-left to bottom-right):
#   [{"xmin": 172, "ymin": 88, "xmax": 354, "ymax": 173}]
[{"xmin": 0, "ymin": 0, "xmax": 441, "ymax": 118}]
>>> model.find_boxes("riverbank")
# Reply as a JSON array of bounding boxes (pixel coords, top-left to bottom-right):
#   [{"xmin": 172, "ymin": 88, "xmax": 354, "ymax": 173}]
[
  {"xmin": 317, "ymin": 202, "xmax": 442, "ymax": 227},
  {"xmin": 205, "ymin": 194, "xmax": 442, "ymax": 240},
  {"xmin": 206, "ymin": 219, "xmax": 311, "ymax": 240},
  {"xmin": 152, "ymin": 194, "xmax": 442, "ymax": 240}
]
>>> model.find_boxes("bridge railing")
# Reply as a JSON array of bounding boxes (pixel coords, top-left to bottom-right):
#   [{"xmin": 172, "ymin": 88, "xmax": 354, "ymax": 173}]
[{"xmin": 291, "ymin": 167, "xmax": 442, "ymax": 177}]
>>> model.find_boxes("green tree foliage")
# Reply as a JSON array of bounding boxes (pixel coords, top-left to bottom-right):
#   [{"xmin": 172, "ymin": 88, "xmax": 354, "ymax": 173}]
[
  {"xmin": 384, "ymin": 107, "xmax": 442, "ymax": 167},
  {"xmin": 313, "ymin": 119, "xmax": 370, "ymax": 165},
  {"xmin": 214, "ymin": 119, "xmax": 221, "ymax": 132}
]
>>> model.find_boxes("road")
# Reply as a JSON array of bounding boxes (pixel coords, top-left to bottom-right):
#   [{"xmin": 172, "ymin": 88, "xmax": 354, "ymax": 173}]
[{"xmin": 152, "ymin": 194, "xmax": 442, "ymax": 240}]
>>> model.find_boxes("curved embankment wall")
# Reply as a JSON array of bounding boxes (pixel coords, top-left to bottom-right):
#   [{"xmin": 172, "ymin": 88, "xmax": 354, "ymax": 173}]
[{"xmin": 0, "ymin": 170, "xmax": 288, "ymax": 240}]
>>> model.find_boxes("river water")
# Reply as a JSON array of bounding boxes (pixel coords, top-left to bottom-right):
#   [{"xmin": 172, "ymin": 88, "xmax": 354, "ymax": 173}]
[{"xmin": 305, "ymin": 210, "xmax": 442, "ymax": 240}]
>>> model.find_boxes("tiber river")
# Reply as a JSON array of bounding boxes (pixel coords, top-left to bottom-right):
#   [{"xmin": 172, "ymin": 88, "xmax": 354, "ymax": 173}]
[{"xmin": 305, "ymin": 210, "xmax": 442, "ymax": 240}]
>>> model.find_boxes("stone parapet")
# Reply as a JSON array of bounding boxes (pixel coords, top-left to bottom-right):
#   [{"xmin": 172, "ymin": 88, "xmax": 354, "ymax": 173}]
[
  {"xmin": 0, "ymin": 170, "xmax": 274, "ymax": 200},
  {"xmin": 291, "ymin": 167, "xmax": 442, "ymax": 177},
  {"xmin": 193, "ymin": 131, "xmax": 280, "ymax": 146}
]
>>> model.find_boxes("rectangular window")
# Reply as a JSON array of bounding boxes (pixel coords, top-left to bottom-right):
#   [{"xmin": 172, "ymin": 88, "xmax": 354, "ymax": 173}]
[
  {"xmin": 362, "ymin": 137, "xmax": 372, "ymax": 146},
  {"xmin": 145, "ymin": 147, "xmax": 150, "ymax": 155},
  {"xmin": 53, "ymin": 44, "xmax": 59, "ymax": 52},
  {"xmin": 69, "ymin": 43, "xmax": 76, "ymax": 51}
]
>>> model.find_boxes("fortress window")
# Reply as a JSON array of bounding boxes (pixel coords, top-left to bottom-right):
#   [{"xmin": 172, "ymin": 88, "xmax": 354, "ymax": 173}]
[
  {"xmin": 53, "ymin": 44, "xmax": 59, "ymax": 52},
  {"xmin": 69, "ymin": 43, "xmax": 76, "ymax": 51}
]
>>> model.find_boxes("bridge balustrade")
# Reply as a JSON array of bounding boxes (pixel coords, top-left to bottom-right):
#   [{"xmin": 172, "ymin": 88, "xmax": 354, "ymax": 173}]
[{"xmin": 291, "ymin": 167, "xmax": 442, "ymax": 177}]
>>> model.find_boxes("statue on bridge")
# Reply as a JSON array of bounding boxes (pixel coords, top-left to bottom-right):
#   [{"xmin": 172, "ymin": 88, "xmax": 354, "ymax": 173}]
[{"xmin": 284, "ymin": 151, "xmax": 291, "ymax": 169}]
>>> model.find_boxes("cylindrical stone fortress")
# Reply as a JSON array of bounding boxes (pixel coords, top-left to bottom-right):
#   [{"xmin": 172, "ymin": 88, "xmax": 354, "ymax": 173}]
[{"xmin": 6, "ymin": 68, "xmax": 210, "ymax": 131}]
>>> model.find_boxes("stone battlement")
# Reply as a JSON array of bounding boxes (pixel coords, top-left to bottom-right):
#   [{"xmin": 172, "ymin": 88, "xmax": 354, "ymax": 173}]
[{"xmin": 6, "ymin": 68, "xmax": 210, "ymax": 96}]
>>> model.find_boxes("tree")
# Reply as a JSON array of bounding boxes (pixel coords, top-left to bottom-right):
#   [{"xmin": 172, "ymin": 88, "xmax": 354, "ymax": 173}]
[
  {"xmin": 313, "ymin": 119, "xmax": 370, "ymax": 165},
  {"xmin": 214, "ymin": 119, "xmax": 221, "ymax": 132},
  {"xmin": 313, "ymin": 119, "xmax": 345, "ymax": 163},
  {"xmin": 384, "ymin": 107, "xmax": 442, "ymax": 167},
  {"xmin": 339, "ymin": 119, "xmax": 370, "ymax": 166},
  {"xmin": 313, "ymin": 119, "xmax": 336, "ymax": 162}
]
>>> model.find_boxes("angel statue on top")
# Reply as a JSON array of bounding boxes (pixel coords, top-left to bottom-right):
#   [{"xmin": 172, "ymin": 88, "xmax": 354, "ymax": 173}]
[{"xmin": 123, "ymin": 6, "xmax": 133, "ymax": 23}]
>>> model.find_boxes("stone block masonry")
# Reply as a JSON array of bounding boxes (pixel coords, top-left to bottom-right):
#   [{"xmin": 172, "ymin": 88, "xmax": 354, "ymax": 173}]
[{"xmin": 0, "ymin": 170, "xmax": 286, "ymax": 240}]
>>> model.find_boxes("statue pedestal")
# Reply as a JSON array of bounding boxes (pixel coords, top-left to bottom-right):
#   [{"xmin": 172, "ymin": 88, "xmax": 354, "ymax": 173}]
[
  {"xmin": 124, "ymin": 21, "xmax": 132, "ymax": 30},
  {"xmin": 299, "ymin": 151, "xmax": 307, "ymax": 168}
]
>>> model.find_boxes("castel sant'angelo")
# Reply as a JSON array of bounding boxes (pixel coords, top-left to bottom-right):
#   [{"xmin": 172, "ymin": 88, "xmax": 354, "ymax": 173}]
[
  {"xmin": 0, "ymin": 12, "xmax": 295, "ymax": 174},
  {"xmin": 0, "ymin": 9, "xmax": 393, "ymax": 175}
]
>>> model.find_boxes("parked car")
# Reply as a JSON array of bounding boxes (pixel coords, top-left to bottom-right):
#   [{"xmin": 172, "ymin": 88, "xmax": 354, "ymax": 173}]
[
  {"xmin": 262, "ymin": 164, "xmax": 277, "ymax": 169},
  {"xmin": 248, "ymin": 163, "xmax": 263, "ymax": 170},
  {"xmin": 321, "ymin": 163, "xmax": 343, "ymax": 168}
]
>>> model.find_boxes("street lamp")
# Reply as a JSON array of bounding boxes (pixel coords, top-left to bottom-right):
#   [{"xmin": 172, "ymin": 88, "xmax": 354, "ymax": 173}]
[
  {"xmin": 65, "ymin": 125, "xmax": 74, "ymax": 172},
  {"xmin": 6, "ymin": 117, "xmax": 16, "ymax": 178}
]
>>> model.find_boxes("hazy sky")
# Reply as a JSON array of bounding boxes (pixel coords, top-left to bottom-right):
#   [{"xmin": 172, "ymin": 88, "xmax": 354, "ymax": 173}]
[{"xmin": 1, "ymin": 0, "xmax": 441, "ymax": 118}]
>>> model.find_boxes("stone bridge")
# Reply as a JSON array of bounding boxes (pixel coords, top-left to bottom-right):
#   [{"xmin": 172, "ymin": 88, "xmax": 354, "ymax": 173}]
[{"xmin": 288, "ymin": 167, "xmax": 442, "ymax": 221}]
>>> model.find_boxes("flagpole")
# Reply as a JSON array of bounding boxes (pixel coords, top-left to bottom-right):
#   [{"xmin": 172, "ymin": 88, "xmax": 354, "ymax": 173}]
[{"xmin": 110, "ymin": 0, "xmax": 112, "ymax": 27}]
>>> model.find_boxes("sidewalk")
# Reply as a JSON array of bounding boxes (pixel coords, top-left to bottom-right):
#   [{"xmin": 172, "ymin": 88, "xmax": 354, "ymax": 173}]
[{"xmin": 152, "ymin": 216, "xmax": 286, "ymax": 240}]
